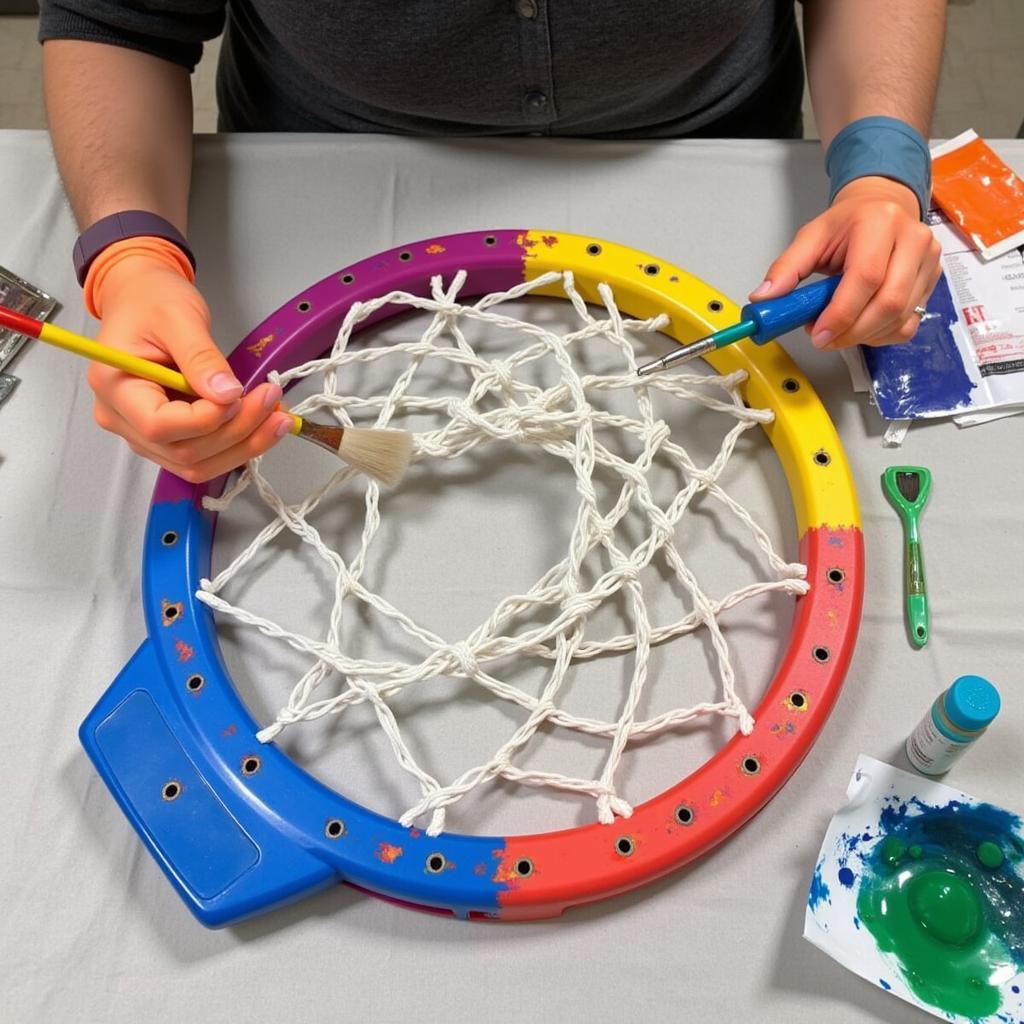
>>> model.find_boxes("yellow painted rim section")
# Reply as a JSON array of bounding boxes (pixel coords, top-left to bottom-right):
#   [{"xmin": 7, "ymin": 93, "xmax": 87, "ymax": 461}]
[{"xmin": 520, "ymin": 230, "xmax": 860, "ymax": 535}]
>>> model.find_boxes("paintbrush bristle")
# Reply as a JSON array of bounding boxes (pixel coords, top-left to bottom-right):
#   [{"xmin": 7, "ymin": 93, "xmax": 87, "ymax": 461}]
[
  {"xmin": 293, "ymin": 419, "xmax": 414, "ymax": 486},
  {"xmin": 336, "ymin": 427, "xmax": 414, "ymax": 487}
]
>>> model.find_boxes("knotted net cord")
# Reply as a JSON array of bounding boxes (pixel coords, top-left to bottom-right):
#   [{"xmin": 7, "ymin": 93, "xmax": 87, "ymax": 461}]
[{"xmin": 198, "ymin": 270, "xmax": 809, "ymax": 837}]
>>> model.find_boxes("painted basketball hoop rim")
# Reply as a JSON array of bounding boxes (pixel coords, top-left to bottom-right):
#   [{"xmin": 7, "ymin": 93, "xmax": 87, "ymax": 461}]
[{"xmin": 80, "ymin": 231, "xmax": 864, "ymax": 926}]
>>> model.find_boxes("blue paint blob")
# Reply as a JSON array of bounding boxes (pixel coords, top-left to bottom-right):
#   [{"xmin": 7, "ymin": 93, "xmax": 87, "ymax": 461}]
[
  {"xmin": 880, "ymin": 979, "xmax": 892, "ymax": 991},
  {"xmin": 809, "ymin": 860, "xmax": 832, "ymax": 910},
  {"xmin": 863, "ymin": 272, "xmax": 976, "ymax": 419},
  {"xmin": 1014, "ymin": 985, "xmax": 1021, "ymax": 994},
  {"xmin": 854, "ymin": 916, "xmax": 861, "ymax": 930},
  {"xmin": 838, "ymin": 866, "xmax": 856, "ymax": 888}
]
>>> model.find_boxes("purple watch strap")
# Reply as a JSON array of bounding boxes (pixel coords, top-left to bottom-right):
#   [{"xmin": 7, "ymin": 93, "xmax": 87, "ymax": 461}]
[{"xmin": 73, "ymin": 210, "xmax": 196, "ymax": 286}]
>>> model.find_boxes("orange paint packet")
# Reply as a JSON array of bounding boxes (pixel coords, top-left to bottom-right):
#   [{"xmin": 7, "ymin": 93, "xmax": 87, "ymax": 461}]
[{"xmin": 930, "ymin": 130, "xmax": 1024, "ymax": 261}]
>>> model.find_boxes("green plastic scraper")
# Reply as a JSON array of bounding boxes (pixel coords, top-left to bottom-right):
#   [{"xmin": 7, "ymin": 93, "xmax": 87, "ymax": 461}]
[{"xmin": 882, "ymin": 466, "xmax": 932, "ymax": 648}]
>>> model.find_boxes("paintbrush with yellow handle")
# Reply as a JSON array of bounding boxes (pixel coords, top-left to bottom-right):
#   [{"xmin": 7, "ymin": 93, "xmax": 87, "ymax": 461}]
[{"xmin": 0, "ymin": 304, "xmax": 413, "ymax": 486}]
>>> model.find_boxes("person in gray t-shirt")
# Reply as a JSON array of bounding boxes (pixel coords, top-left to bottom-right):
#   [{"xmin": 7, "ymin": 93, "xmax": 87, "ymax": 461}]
[{"xmin": 38, "ymin": 1, "xmax": 946, "ymax": 483}]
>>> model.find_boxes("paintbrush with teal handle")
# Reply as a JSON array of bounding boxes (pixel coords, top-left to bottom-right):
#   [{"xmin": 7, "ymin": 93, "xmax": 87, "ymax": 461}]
[{"xmin": 636, "ymin": 274, "xmax": 843, "ymax": 375}]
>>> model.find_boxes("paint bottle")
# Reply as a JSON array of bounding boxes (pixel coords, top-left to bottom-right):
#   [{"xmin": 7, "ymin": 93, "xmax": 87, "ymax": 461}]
[{"xmin": 905, "ymin": 674, "xmax": 1001, "ymax": 775}]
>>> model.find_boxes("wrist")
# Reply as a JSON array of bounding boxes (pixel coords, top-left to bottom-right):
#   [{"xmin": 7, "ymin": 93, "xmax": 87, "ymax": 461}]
[
  {"xmin": 84, "ymin": 237, "xmax": 196, "ymax": 319},
  {"xmin": 825, "ymin": 116, "xmax": 932, "ymax": 219},
  {"xmin": 832, "ymin": 175, "xmax": 920, "ymax": 218}
]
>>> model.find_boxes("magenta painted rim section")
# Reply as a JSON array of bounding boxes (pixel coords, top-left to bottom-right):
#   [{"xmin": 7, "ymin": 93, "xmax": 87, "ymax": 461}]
[{"xmin": 152, "ymin": 230, "xmax": 528, "ymax": 505}]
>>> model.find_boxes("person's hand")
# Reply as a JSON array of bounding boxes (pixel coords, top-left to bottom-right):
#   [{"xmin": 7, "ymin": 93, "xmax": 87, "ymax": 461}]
[
  {"xmin": 749, "ymin": 176, "xmax": 942, "ymax": 350},
  {"xmin": 87, "ymin": 244, "xmax": 291, "ymax": 482}
]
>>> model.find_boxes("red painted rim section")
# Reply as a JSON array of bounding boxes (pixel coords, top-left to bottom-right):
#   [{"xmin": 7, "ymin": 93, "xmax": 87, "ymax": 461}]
[{"xmin": 496, "ymin": 526, "xmax": 864, "ymax": 917}]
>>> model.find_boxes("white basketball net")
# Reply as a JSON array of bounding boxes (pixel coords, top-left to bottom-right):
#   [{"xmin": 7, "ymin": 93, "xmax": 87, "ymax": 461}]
[{"xmin": 198, "ymin": 270, "xmax": 809, "ymax": 836}]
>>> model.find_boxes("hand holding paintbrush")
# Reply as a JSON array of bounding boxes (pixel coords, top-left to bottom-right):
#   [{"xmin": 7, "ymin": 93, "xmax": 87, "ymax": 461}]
[{"xmin": 0, "ymin": 302, "xmax": 413, "ymax": 487}]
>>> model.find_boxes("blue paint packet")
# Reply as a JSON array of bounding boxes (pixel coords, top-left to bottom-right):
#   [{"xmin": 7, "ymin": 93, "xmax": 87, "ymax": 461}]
[
  {"xmin": 859, "ymin": 206, "xmax": 1024, "ymax": 424},
  {"xmin": 861, "ymin": 272, "xmax": 977, "ymax": 420}
]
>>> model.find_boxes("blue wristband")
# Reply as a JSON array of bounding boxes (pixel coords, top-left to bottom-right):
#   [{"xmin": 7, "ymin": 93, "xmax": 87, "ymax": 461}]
[{"xmin": 825, "ymin": 116, "xmax": 931, "ymax": 218}]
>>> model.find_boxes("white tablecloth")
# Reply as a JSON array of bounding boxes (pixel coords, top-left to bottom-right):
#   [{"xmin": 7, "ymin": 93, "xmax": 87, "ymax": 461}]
[{"xmin": 1, "ymin": 130, "xmax": 1022, "ymax": 1024}]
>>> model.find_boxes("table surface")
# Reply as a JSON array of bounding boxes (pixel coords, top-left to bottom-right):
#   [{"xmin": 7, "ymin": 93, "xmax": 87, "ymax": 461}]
[{"xmin": 1, "ymin": 130, "xmax": 1022, "ymax": 1024}]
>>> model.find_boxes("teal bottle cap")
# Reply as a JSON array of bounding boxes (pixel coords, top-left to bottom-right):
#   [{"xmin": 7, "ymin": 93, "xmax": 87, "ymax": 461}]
[{"xmin": 944, "ymin": 675, "xmax": 1001, "ymax": 731}]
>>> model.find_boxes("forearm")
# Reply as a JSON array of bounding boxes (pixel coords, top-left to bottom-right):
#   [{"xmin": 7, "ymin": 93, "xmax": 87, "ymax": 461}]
[
  {"xmin": 42, "ymin": 40, "xmax": 193, "ymax": 232},
  {"xmin": 802, "ymin": 0, "xmax": 946, "ymax": 146}
]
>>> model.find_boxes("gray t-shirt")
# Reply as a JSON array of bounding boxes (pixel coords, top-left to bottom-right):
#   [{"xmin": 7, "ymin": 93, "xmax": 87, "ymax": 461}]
[{"xmin": 38, "ymin": 1, "xmax": 804, "ymax": 137}]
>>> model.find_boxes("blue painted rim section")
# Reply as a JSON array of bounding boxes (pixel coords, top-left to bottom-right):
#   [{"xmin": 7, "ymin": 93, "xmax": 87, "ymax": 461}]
[
  {"xmin": 80, "ymin": 497, "xmax": 510, "ymax": 925},
  {"xmin": 945, "ymin": 675, "xmax": 1000, "ymax": 732}
]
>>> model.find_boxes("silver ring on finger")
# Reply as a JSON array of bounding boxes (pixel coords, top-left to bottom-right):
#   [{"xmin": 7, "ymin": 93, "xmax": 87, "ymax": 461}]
[{"xmin": 912, "ymin": 305, "xmax": 928, "ymax": 317}]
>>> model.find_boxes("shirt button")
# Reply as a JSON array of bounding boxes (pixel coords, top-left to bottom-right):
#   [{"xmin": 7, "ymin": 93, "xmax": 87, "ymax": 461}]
[
  {"xmin": 525, "ymin": 90, "xmax": 548, "ymax": 112},
  {"xmin": 516, "ymin": 0, "xmax": 537, "ymax": 18}
]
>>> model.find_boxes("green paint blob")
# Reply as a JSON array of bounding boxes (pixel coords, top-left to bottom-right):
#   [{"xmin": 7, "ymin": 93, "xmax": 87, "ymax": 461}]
[
  {"xmin": 908, "ymin": 844, "xmax": 922, "ymax": 859},
  {"xmin": 880, "ymin": 836, "xmax": 906, "ymax": 866},
  {"xmin": 977, "ymin": 841, "xmax": 1004, "ymax": 869},
  {"xmin": 858, "ymin": 861, "xmax": 1014, "ymax": 1018},
  {"xmin": 907, "ymin": 871, "xmax": 982, "ymax": 946}
]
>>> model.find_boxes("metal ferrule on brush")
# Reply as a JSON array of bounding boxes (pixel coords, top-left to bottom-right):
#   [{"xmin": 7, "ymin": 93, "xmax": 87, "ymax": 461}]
[
  {"xmin": 636, "ymin": 337, "xmax": 718, "ymax": 375},
  {"xmin": 636, "ymin": 320, "xmax": 756, "ymax": 376},
  {"xmin": 293, "ymin": 417, "xmax": 346, "ymax": 455}
]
